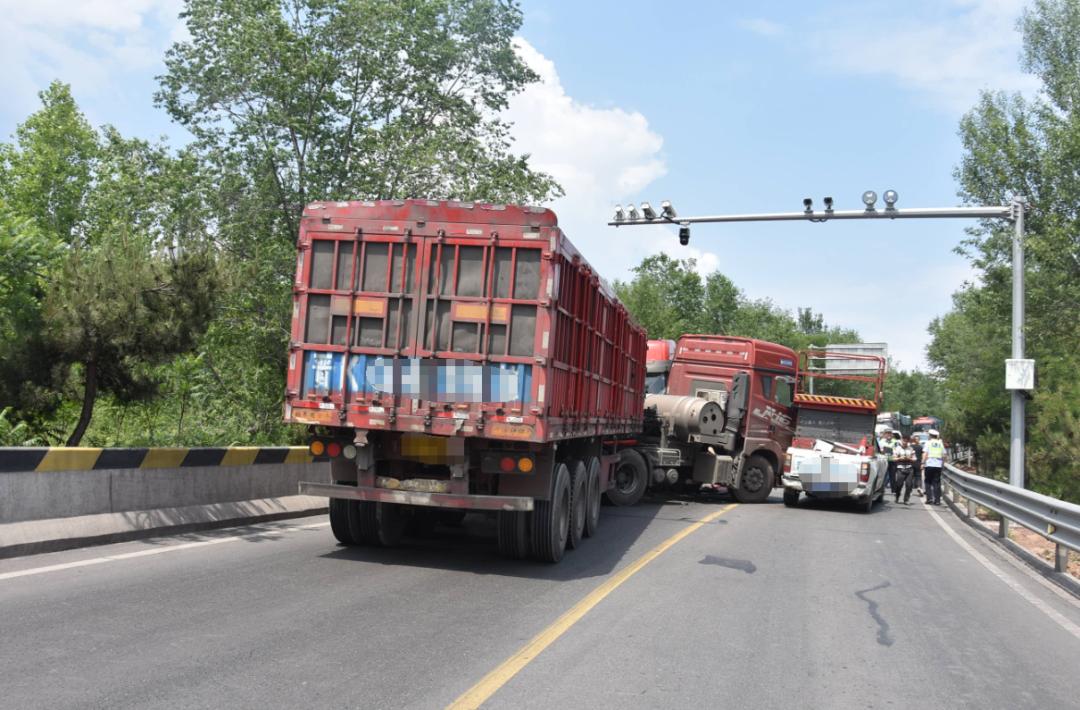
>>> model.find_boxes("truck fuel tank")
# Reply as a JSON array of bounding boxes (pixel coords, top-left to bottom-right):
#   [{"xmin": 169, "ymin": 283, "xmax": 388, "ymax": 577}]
[{"xmin": 644, "ymin": 394, "xmax": 725, "ymax": 443}]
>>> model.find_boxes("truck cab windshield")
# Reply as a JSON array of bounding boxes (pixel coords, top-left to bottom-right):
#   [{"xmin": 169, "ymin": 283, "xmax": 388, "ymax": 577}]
[{"xmin": 645, "ymin": 372, "xmax": 667, "ymax": 394}]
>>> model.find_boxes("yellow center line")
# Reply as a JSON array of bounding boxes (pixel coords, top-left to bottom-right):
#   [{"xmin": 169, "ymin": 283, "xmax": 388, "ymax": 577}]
[{"xmin": 447, "ymin": 503, "xmax": 738, "ymax": 710}]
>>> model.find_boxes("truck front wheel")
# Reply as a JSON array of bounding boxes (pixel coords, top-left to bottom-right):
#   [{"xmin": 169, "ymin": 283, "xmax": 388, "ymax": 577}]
[
  {"xmin": 734, "ymin": 455, "xmax": 775, "ymax": 504},
  {"xmin": 604, "ymin": 449, "xmax": 647, "ymax": 507}
]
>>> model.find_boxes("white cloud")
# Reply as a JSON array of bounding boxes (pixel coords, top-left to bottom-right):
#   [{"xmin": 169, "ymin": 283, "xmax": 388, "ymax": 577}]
[
  {"xmin": 809, "ymin": 0, "xmax": 1039, "ymax": 113},
  {"xmin": 0, "ymin": 0, "xmax": 183, "ymax": 120},
  {"xmin": 507, "ymin": 38, "xmax": 705, "ymax": 280},
  {"xmin": 739, "ymin": 18, "xmax": 785, "ymax": 37}
]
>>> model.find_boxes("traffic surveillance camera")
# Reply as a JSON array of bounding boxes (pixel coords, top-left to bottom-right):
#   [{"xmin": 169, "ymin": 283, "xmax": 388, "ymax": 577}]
[
  {"xmin": 641, "ymin": 202, "xmax": 657, "ymax": 220},
  {"xmin": 803, "ymin": 197, "xmax": 813, "ymax": 213},
  {"xmin": 661, "ymin": 200, "xmax": 677, "ymax": 219},
  {"xmin": 823, "ymin": 196, "xmax": 834, "ymax": 212},
  {"xmin": 883, "ymin": 189, "xmax": 899, "ymax": 210},
  {"xmin": 627, "ymin": 204, "xmax": 639, "ymax": 220},
  {"xmin": 862, "ymin": 190, "xmax": 878, "ymax": 210},
  {"xmin": 613, "ymin": 204, "xmax": 625, "ymax": 222},
  {"xmin": 678, "ymin": 225, "xmax": 690, "ymax": 245}
]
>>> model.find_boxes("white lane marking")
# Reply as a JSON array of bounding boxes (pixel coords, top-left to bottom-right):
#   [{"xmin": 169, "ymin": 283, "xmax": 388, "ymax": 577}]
[
  {"xmin": 0, "ymin": 522, "xmax": 331, "ymax": 582},
  {"xmin": 924, "ymin": 501, "xmax": 1080, "ymax": 642}
]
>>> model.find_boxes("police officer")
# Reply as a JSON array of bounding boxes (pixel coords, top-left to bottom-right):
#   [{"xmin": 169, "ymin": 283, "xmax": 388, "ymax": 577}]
[{"xmin": 923, "ymin": 429, "xmax": 945, "ymax": 505}]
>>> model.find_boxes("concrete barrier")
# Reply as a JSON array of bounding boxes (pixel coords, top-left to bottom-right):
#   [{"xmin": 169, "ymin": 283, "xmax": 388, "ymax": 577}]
[{"xmin": 0, "ymin": 447, "xmax": 333, "ymax": 557}]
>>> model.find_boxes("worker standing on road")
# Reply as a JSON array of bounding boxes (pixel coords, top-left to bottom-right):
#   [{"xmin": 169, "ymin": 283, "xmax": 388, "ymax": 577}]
[
  {"xmin": 923, "ymin": 429, "xmax": 945, "ymax": 505},
  {"xmin": 910, "ymin": 435, "xmax": 924, "ymax": 497}
]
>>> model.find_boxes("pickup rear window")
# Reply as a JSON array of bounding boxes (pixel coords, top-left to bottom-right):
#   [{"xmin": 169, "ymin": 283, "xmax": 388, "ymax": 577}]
[{"xmin": 795, "ymin": 410, "xmax": 874, "ymax": 446}]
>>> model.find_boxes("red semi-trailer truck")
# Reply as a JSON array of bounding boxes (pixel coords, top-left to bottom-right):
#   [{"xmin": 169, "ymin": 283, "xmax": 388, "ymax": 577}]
[
  {"xmin": 607, "ymin": 335, "xmax": 798, "ymax": 506},
  {"xmin": 286, "ymin": 199, "xmax": 646, "ymax": 562}
]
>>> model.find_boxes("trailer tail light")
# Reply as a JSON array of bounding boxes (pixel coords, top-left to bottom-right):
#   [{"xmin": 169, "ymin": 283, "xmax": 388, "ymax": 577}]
[
  {"xmin": 309, "ymin": 439, "xmax": 353, "ymax": 459},
  {"xmin": 859, "ymin": 462, "xmax": 870, "ymax": 483},
  {"xmin": 783, "ymin": 453, "xmax": 792, "ymax": 474},
  {"xmin": 484, "ymin": 452, "xmax": 536, "ymax": 474}
]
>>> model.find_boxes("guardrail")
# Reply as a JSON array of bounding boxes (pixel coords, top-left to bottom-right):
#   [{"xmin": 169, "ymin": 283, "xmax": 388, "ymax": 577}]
[{"xmin": 942, "ymin": 463, "xmax": 1079, "ymax": 575}]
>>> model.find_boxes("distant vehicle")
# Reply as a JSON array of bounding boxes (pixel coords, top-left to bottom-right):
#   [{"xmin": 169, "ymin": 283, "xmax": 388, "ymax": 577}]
[
  {"xmin": 876, "ymin": 410, "xmax": 912, "ymax": 438},
  {"xmin": 913, "ymin": 416, "xmax": 943, "ymax": 432},
  {"xmin": 610, "ymin": 335, "xmax": 797, "ymax": 505},
  {"xmin": 782, "ymin": 351, "xmax": 888, "ymax": 513}
]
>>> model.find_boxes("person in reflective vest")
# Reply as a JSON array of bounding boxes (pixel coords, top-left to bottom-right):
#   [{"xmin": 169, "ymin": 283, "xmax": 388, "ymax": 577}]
[{"xmin": 922, "ymin": 429, "xmax": 946, "ymax": 505}]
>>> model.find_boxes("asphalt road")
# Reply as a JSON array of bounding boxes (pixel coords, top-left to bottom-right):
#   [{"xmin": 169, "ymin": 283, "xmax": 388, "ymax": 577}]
[{"xmin": 2, "ymin": 491, "xmax": 1079, "ymax": 709}]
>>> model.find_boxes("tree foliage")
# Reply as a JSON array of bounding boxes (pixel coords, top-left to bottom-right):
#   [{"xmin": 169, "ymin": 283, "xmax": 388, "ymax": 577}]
[
  {"xmin": 614, "ymin": 254, "xmax": 860, "ymax": 351},
  {"xmin": 929, "ymin": 0, "xmax": 1080, "ymax": 500},
  {"xmin": 0, "ymin": 83, "xmax": 218, "ymax": 445}
]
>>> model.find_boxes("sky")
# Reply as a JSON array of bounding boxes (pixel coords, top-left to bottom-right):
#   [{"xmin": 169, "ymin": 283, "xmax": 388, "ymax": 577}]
[{"xmin": 0, "ymin": 0, "xmax": 1039, "ymax": 369}]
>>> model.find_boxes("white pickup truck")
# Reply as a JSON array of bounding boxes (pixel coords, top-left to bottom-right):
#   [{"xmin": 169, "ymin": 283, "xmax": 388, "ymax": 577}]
[{"xmin": 781, "ymin": 405, "xmax": 888, "ymax": 513}]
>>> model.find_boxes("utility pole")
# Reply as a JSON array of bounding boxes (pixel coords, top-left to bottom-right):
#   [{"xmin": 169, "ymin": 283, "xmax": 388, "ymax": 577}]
[{"xmin": 611, "ymin": 191, "xmax": 1031, "ymax": 491}]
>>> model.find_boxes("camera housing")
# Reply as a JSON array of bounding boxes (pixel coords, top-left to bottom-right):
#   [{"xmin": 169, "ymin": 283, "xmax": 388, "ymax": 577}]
[{"xmin": 678, "ymin": 226, "xmax": 690, "ymax": 245}]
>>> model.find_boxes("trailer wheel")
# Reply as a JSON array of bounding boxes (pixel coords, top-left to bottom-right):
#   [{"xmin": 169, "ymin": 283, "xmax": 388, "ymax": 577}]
[
  {"xmin": 567, "ymin": 460, "xmax": 587, "ymax": 550},
  {"xmin": 329, "ymin": 495, "xmax": 356, "ymax": 545},
  {"xmin": 734, "ymin": 455, "xmax": 774, "ymax": 504},
  {"xmin": 583, "ymin": 457, "xmax": 602, "ymax": 538},
  {"xmin": 438, "ymin": 510, "xmax": 468, "ymax": 528},
  {"xmin": 376, "ymin": 503, "xmax": 409, "ymax": 547},
  {"xmin": 532, "ymin": 462, "xmax": 571, "ymax": 563},
  {"xmin": 497, "ymin": 511, "xmax": 529, "ymax": 559},
  {"xmin": 347, "ymin": 500, "xmax": 380, "ymax": 545},
  {"xmin": 782, "ymin": 488, "xmax": 800, "ymax": 508},
  {"xmin": 604, "ymin": 449, "xmax": 647, "ymax": 507}
]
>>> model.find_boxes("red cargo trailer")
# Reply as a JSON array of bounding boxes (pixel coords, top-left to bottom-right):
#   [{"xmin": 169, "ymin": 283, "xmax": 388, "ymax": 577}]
[{"xmin": 287, "ymin": 199, "xmax": 646, "ymax": 562}]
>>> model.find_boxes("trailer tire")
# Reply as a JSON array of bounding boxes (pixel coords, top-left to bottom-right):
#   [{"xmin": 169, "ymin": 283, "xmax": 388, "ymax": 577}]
[
  {"xmin": 532, "ymin": 462, "xmax": 571, "ymax": 563},
  {"xmin": 567, "ymin": 460, "xmax": 587, "ymax": 550},
  {"xmin": 583, "ymin": 457, "xmax": 602, "ymax": 538},
  {"xmin": 497, "ymin": 511, "xmax": 530, "ymax": 559},
  {"xmin": 604, "ymin": 449, "xmax": 647, "ymax": 507},
  {"xmin": 734, "ymin": 455, "xmax": 774, "ymax": 504},
  {"xmin": 782, "ymin": 488, "xmax": 800, "ymax": 508},
  {"xmin": 329, "ymin": 495, "xmax": 356, "ymax": 545},
  {"xmin": 438, "ymin": 510, "xmax": 468, "ymax": 528},
  {"xmin": 376, "ymin": 503, "xmax": 409, "ymax": 547},
  {"xmin": 348, "ymin": 500, "xmax": 380, "ymax": 546}
]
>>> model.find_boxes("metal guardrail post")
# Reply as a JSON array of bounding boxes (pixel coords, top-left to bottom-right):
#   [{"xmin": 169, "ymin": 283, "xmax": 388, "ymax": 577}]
[
  {"xmin": 1057, "ymin": 545, "xmax": 1070, "ymax": 574},
  {"xmin": 967, "ymin": 497, "xmax": 977, "ymax": 519},
  {"xmin": 998, "ymin": 517, "xmax": 1007, "ymax": 539}
]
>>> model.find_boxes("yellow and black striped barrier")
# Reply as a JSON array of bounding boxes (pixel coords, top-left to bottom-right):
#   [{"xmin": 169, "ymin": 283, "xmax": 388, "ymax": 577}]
[
  {"xmin": 793, "ymin": 394, "xmax": 878, "ymax": 409},
  {"xmin": 0, "ymin": 447, "xmax": 317, "ymax": 474}
]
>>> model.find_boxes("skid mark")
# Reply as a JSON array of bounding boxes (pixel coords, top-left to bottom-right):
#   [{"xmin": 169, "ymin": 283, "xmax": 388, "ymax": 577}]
[{"xmin": 855, "ymin": 581, "xmax": 894, "ymax": 646}]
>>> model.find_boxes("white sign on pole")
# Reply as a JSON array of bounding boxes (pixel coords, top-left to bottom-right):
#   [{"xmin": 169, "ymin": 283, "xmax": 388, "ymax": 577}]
[{"xmin": 1005, "ymin": 359, "xmax": 1035, "ymax": 390}]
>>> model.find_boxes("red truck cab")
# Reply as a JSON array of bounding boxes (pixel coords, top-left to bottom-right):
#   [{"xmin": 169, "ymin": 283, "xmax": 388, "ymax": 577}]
[{"xmin": 668, "ymin": 335, "xmax": 797, "ymax": 473}]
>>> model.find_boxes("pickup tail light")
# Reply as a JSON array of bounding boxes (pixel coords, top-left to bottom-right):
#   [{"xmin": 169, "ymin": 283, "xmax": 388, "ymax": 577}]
[
  {"xmin": 859, "ymin": 462, "xmax": 870, "ymax": 483},
  {"xmin": 783, "ymin": 453, "xmax": 792, "ymax": 474}
]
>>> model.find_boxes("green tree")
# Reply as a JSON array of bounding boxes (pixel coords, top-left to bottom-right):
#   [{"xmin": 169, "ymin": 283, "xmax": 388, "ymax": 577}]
[
  {"xmin": 929, "ymin": 0, "xmax": 1080, "ymax": 499},
  {"xmin": 613, "ymin": 254, "xmax": 706, "ymax": 338},
  {"xmin": 0, "ymin": 81, "xmax": 97, "ymax": 244},
  {"xmin": 148, "ymin": 0, "xmax": 561, "ymax": 444}
]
